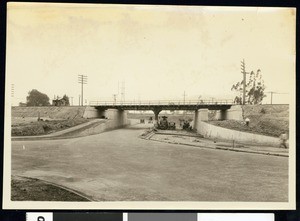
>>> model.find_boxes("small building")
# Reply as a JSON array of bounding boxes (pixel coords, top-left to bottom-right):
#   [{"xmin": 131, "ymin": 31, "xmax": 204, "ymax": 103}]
[{"xmin": 52, "ymin": 98, "xmax": 68, "ymax": 106}]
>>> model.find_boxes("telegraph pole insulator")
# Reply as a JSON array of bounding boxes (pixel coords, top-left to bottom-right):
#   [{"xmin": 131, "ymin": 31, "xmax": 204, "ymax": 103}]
[{"xmin": 241, "ymin": 60, "xmax": 245, "ymax": 73}]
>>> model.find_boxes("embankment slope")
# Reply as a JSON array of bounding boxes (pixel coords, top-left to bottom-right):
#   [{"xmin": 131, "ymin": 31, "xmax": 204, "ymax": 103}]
[
  {"xmin": 12, "ymin": 106, "xmax": 88, "ymax": 136},
  {"xmin": 209, "ymin": 104, "xmax": 289, "ymax": 137}
]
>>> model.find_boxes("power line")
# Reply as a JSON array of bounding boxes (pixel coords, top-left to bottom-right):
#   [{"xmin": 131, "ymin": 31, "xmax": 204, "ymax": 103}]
[
  {"xmin": 78, "ymin": 74, "xmax": 87, "ymax": 106},
  {"xmin": 265, "ymin": 91, "xmax": 288, "ymax": 104}
]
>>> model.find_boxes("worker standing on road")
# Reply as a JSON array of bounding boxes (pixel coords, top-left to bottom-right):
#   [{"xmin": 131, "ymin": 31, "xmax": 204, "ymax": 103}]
[{"xmin": 245, "ymin": 118, "xmax": 250, "ymax": 126}]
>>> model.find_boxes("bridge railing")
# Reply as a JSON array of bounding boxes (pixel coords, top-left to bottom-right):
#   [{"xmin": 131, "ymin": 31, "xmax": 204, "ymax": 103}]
[{"xmin": 89, "ymin": 99, "xmax": 234, "ymax": 106}]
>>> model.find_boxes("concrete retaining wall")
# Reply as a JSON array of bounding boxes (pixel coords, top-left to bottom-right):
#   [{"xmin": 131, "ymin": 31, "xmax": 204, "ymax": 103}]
[
  {"xmin": 61, "ymin": 108, "xmax": 131, "ymax": 137},
  {"xmin": 83, "ymin": 107, "xmax": 128, "ymax": 126},
  {"xmin": 77, "ymin": 118, "xmax": 132, "ymax": 137},
  {"xmin": 195, "ymin": 120, "xmax": 281, "ymax": 146}
]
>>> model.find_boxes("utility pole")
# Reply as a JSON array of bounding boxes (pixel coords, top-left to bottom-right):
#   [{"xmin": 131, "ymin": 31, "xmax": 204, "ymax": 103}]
[
  {"xmin": 79, "ymin": 95, "xmax": 81, "ymax": 106},
  {"xmin": 266, "ymin": 91, "xmax": 288, "ymax": 104},
  {"xmin": 78, "ymin": 75, "xmax": 87, "ymax": 106},
  {"xmin": 70, "ymin": 96, "xmax": 73, "ymax": 106},
  {"xmin": 241, "ymin": 59, "xmax": 246, "ymax": 105}
]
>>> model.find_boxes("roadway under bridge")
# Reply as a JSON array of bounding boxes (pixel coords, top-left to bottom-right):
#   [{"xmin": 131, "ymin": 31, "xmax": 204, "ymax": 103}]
[{"xmin": 87, "ymin": 100, "xmax": 242, "ymax": 124}]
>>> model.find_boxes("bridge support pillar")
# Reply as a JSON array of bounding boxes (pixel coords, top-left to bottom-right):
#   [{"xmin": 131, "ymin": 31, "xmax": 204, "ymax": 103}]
[
  {"xmin": 193, "ymin": 110, "xmax": 199, "ymax": 130},
  {"xmin": 83, "ymin": 107, "xmax": 106, "ymax": 119},
  {"xmin": 198, "ymin": 109, "xmax": 209, "ymax": 121},
  {"xmin": 215, "ymin": 106, "xmax": 243, "ymax": 121},
  {"xmin": 214, "ymin": 110, "xmax": 227, "ymax": 120},
  {"xmin": 225, "ymin": 105, "xmax": 243, "ymax": 121},
  {"xmin": 152, "ymin": 108, "xmax": 162, "ymax": 125},
  {"xmin": 193, "ymin": 108, "xmax": 208, "ymax": 131}
]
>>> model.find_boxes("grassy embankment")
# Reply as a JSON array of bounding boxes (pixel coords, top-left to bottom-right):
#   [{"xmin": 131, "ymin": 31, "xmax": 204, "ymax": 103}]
[
  {"xmin": 11, "ymin": 106, "xmax": 88, "ymax": 136},
  {"xmin": 209, "ymin": 104, "xmax": 289, "ymax": 137}
]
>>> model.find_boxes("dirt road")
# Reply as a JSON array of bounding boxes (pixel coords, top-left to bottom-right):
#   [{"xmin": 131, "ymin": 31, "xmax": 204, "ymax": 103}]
[{"xmin": 11, "ymin": 124, "xmax": 288, "ymax": 202}]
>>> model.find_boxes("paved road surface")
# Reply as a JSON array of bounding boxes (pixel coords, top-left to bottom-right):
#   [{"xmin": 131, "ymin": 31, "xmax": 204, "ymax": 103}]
[{"xmin": 12, "ymin": 124, "xmax": 288, "ymax": 201}]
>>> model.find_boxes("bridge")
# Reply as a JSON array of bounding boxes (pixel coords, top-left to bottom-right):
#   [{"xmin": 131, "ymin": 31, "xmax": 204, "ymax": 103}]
[{"xmin": 89, "ymin": 99, "xmax": 236, "ymax": 121}]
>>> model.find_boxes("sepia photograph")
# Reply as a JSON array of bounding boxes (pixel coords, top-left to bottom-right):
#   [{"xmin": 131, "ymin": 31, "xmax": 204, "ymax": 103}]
[{"xmin": 3, "ymin": 3, "xmax": 296, "ymax": 209}]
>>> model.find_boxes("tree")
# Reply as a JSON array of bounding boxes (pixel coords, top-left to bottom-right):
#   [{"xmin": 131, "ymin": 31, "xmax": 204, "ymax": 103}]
[
  {"xmin": 231, "ymin": 69, "xmax": 266, "ymax": 105},
  {"xmin": 62, "ymin": 94, "xmax": 70, "ymax": 106},
  {"xmin": 26, "ymin": 89, "xmax": 50, "ymax": 106}
]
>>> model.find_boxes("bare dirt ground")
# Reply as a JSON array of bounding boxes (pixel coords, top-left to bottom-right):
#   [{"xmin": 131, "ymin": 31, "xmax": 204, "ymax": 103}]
[
  {"xmin": 11, "ymin": 176, "xmax": 89, "ymax": 201},
  {"xmin": 209, "ymin": 105, "xmax": 289, "ymax": 137}
]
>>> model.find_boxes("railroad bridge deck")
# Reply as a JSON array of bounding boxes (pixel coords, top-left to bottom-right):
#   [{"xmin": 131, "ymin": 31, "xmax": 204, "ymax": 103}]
[{"xmin": 90, "ymin": 100, "xmax": 234, "ymax": 111}]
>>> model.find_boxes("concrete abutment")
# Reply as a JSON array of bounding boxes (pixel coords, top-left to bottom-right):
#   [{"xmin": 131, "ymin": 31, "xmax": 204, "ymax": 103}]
[
  {"xmin": 193, "ymin": 105, "xmax": 243, "ymax": 131},
  {"xmin": 193, "ymin": 109, "xmax": 208, "ymax": 130},
  {"xmin": 192, "ymin": 105, "xmax": 279, "ymax": 146},
  {"xmin": 214, "ymin": 105, "xmax": 243, "ymax": 121},
  {"xmin": 83, "ymin": 107, "xmax": 129, "ymax": 128}
]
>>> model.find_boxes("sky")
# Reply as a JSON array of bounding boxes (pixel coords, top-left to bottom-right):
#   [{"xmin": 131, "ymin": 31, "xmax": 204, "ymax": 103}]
[{"xmin": 6, "ymin": 3, "xmax": 295, "ymax": 105}]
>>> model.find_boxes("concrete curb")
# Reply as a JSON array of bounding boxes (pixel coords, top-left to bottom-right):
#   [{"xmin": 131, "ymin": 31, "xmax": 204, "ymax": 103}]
[
  {"xmin": 148, "ymin": 133, "xmax": 288, "ymax": 157},
  {"xmin": 215, "ymin": 146, "xmax": 288, "ymax": 157},
  {"xmin": 155, "ymin": 131, "xmax": 203, "ymax": 138},
  {"xmin": 12, "ymin": 119, "xmax": 104, "ymax": 141}
]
